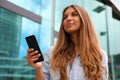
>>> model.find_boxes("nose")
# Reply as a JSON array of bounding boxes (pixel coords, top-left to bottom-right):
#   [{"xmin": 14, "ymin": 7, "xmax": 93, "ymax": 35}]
[{"xmin": 66, "ymin": 15, "xmax": 72, "ymax": 22}]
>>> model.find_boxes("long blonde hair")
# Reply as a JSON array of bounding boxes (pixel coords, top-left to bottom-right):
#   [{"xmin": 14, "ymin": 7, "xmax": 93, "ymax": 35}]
[{"xmin": 51, "ymin": 5, "xmax": 105, "ymax": 80}]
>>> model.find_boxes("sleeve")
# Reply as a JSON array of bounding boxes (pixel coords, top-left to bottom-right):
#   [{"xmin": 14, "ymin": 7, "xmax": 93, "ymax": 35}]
[
  {"xmin": 42, "ymin": 47, "xmax": 53, "ymax": 80},
  {"xmin": 101, "ymin": 50, "xmax": 109, "ymax": 80}
]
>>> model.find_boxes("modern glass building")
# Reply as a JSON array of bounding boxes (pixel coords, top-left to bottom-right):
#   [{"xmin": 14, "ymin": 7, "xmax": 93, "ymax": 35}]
[
  {"xmin": 0, "ymin": 6, "xmax": 23, "ymax": 80},
  {"xmin": 0, "ymin": 0, "xmax": 40, "ymax": 80},
  {"xmin": 0, "ymin": 7, "xmax": 21, "ymax": 58},
  {"xmin": 0, "ymin": 0, "xmax": 120, "ymax": 80}
]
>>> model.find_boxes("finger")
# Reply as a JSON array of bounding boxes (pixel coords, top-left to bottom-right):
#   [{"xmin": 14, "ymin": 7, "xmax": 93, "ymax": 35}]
[
  {"xmin": 27, "ymin": 48, "xmax": 34, "ymax": 53},
  {"xmin": 34, "ymin": 53, "xmax": 41, "ymax": 58},
  {"xmin": 27, "ymin": 55, "xmax": 40, "ymax": 65},
  {"xmin": 26, "ymin": 57, "xmax": 35, "ymax": 65},
  {"xmin": 29, "ymin": 50, "xmax": 39, "ymax": 57},
  {"xmin": 31, "ymin": 57, "xmax": 39, "ymax": 62},
  {"xmin": 29, "ymin": 53, "xmax": 40, "ymax": 59},
  {"xmin": 26, "ymin": 53, "xmax": 40, "ymax": 63},
  {"xmin": 27, "ymin": 50, "xmax": 39, "ymax": 59}
]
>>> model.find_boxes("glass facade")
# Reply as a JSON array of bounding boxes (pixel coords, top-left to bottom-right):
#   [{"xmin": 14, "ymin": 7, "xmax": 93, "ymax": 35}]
[
  {"xmin": 0, "ymin": 0, "xmax": 52, "ymax": 80},
  {"xmin": 0, "ymin": 7, "xmax": 21, "ymax": 58},
  {"xmin": 0, "ymin": 57, "xmax": 35, "ymax": 80},
  {"xmin": 0, "ymin": 7, "xmax": 35, "ymax": 80},
  {"xmin": 0, "ymin": 0, "xmax": 120, "ymax": 80},
  {"xmin": 7, "ymin": 0, "xmax": 42, "ymax": 15}
]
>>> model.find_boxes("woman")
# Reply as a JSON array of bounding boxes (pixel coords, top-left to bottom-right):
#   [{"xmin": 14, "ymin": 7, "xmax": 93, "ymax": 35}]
[{"xmin": 27, "ymin": 5, "xmax": 108, "ymax": 80}]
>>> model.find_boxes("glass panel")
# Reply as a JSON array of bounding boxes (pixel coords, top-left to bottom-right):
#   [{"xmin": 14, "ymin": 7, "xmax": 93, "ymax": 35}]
[
  {"xmin": 114, "ymin": 0, "xmax": 120, "ymax": 7},
  {"xmin": 0, "ymin": 7, "xmax": 37, "ymax": 80},
  {"xmin": 109, "ymin": 12, "xmax": 120, "ymax": 80},
  {"xmin": 0, "ymin": 0, "xmax": 52, "ymax": 78},
  {"xmin": 7, "ymin": 0, "xmax": 41, "ymax": 15}
]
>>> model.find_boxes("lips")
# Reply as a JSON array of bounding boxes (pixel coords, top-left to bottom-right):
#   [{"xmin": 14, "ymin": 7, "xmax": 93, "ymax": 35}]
[{"xmin": 66, "ymin": 23, "xmax": 73, "ymax": 27}]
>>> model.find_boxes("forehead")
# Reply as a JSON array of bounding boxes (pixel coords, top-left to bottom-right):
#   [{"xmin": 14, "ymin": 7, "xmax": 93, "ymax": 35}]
[{"xmin": 64, "ymin": 7, "xmax": 77, "ymax": 15}]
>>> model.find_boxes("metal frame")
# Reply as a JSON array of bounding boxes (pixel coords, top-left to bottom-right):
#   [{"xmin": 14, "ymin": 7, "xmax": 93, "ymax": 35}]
[{"xmin": 0, "ymin": 0, "xmax": 41, "ymax": 23}]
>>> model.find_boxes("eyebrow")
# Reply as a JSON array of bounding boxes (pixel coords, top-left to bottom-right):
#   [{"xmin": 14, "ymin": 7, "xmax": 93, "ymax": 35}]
[{"xmin": 64, "ymin": 10, "xmax": 77, "ymax": 16}]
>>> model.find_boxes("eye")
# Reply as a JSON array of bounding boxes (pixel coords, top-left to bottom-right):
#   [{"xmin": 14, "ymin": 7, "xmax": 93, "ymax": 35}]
[
  {"xmin": 63, "ymin": 15, "xmax": 68, "ymax": 19},
  {"xmin": 72, "ymin": 13, "xmax": 78, "ymax": 16}
]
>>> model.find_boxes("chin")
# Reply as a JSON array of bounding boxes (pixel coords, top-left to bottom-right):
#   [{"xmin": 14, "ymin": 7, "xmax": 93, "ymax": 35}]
[{"xmin": 66, "ymin": 30, "xmax": 75, "ymax": 34}]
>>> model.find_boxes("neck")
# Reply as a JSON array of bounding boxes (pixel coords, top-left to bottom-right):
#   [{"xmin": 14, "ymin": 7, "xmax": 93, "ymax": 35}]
[{"xmin": 70, "ymin": 33, "xmax": 79, "ymax": 49}]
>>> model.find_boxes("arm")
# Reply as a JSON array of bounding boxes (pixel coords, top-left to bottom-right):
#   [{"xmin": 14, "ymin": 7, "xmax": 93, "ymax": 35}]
[
  {"xmin": 27, "ymin": 47, "xmax": 53, "ymax": 80},
  {"xmin": 36, "ymin": 67, "xmax": 45, "ymax": 80},
  {"xmin": 26, "ymin": 48, "xmax": 45, "ymax": 80},
  {"xmin": 36, "ymin": 46, "xmax": 53, "ymax": 80}
]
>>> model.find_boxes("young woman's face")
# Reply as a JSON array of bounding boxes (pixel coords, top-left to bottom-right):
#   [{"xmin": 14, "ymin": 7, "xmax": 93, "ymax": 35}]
[{"xmin": 63, "ymin": 7, "xmax": 81, "ymax": 34}]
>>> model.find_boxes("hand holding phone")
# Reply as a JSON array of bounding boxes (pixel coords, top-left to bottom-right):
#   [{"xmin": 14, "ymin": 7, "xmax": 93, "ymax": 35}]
[{"xmin": 25, "ymin": 35, "xmax": 44, "ymax": 63}]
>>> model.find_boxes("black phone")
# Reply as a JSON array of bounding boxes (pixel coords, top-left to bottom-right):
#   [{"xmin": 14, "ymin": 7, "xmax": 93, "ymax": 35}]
[{"xmin": 25, "ymin": 35, "xmax": 44, "ymax": 62}]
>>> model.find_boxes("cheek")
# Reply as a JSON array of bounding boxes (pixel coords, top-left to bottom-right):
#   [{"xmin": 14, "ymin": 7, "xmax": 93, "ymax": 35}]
[
  {"xmin": 76, "ymin": 19, "xmax": 81, "ymax": 28},
  {"xmin": 63, "ymin": 21, "xmax": 66, "ymax": 26},
  {"xmin": 63, "ymin": 22, "xmax": 67, "ymax": 29},
  {"xmin": 63, "ymin": 26, "xmax": 67, "ymax": 32},
  {"xmin": 77, "ymin": 22, "xmax": 80, "ymax": 28}
]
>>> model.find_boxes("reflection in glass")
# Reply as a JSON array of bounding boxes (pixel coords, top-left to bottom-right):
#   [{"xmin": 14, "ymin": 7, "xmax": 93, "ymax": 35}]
[
  {"xmin": 0, "ymin": 7, "xmax": 36, "ymax": 80},
  {"xmin": 7, "ymin": 0, "xmax": 42, "ymax": 15},
  {"xmin": 0, "ymin": 0, "xmax": 52, "ymax": 79}
]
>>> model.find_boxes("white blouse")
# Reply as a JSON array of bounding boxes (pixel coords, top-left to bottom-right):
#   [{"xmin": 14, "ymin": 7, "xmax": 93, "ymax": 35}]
[{"xmin": 42, "ymin": 46, "xmax": 108, "ymax": 80}]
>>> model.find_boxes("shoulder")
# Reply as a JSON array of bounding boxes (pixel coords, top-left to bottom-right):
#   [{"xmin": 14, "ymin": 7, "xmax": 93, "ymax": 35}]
[
  {"xmin": 44, "ymin": 45, "xmax": 55, "ymax": 59},
  {"xmin": 100, "ymin": 50, "xmax": 109, "ymax": 79},
  {"xmin": 42, "ymin": 45, "xmax": 55, "ymax": 66},
  {"xmin": 100, "ymin": 49, "xmax": 108, "ymax": 69},
  {"xmin": 46, "ymin": 45, "xmax": 54, "ymax": 55},
  {"xmin": 101, "ymin": 50, "xmax": 108, "ymax": 62}
]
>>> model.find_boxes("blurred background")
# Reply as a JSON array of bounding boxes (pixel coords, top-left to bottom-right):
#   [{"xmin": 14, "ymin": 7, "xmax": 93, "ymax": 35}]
[{"xmin": 0, "ymin": 0, "xmax": 120, "ymax": 80}]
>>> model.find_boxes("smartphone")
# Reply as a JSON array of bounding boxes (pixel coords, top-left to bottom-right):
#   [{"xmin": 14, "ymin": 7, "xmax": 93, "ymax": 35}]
[{"xmin": 25, "ymin": 35, "xmax": 44, "ymax": 62}]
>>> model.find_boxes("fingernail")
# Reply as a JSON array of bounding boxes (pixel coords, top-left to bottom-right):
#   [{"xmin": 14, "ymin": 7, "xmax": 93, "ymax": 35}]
[
  {"xmin": 31, "ymin": 48, "xmax": 34, "ymax": 50},
  {"xmin": 35, "ymin": 51, "xmax": 38, "ymax": 53}
]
